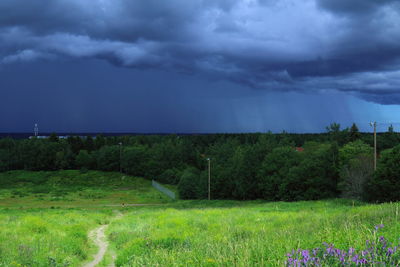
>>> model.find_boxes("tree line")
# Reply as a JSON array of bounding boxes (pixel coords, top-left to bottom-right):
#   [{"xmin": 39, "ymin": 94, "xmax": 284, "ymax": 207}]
[{"xmin": 1, "ymin": 123, "xmax": 400, "ymax": 202}]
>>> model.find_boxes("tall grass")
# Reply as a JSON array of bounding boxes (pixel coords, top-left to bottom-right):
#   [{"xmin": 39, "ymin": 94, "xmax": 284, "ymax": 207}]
[
  {"xmin": 0, "ymin": 208, "xmax": 112, "ymax": 267},
  {"xmin": 107, "ymin": 200, "xmax": 400, "ymax": 266},
  {"xmin": 2, "ymin": 171, "xmax": 400, "ymax": 266}
]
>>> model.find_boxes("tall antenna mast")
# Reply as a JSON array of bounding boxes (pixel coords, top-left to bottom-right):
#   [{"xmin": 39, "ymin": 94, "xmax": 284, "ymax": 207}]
[{"xmin": 34, "ymin": 123, "xmax": 39, "ymax": 137}]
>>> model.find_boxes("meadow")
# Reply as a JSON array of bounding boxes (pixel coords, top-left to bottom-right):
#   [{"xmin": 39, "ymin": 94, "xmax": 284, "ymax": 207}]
[
  {"xmin": 107, "ymin": 200, "xmax": 400, "ymax": 266},
  {"xmin": 0, "ymin": 170, "xmax": 174, "ymax": 208},
  {"xmin": 1, "ymin": 171, "xmax": 400, "ymax": 266},
  {"xmin": 0, "ymin": 171, "xmax": 171, "ymax": 266},
  {"xmin": 0, "ymin": 208, "xmax": 112, "ymax": 267}
]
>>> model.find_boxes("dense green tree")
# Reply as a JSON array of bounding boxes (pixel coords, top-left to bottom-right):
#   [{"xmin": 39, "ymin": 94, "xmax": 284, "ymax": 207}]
[
  {"xmin": 285, "ymin": 143, "xmax": 339, "ymax": 200},
  {"xmin": 121, "ymin": 146, "xmax": 148, "ymax": 177},
  {"xmin": 229, "ymin": 145, "xmax": 263, "ymax": 200},
  {"xmin": 2, "ymin": 129, "xmax": 400, "ymax": 202},
  {"xmin": 339, "ymin": 140, "xmax": 373, "ymax": 168},
  {"xmin": 157, "ymin": 168, "xmax": 182, "ymax": 184},
  {"xmin": 147, "ymin": 140, "xmax": 184, "ymax": 178},
  {"xmin": 0, "ymin": 149, "xmax": 10, "ymax": 171},
  {"xmin": 75, "ymin": 150, "xmax": 95, "ymax": 170},
  {"xmin": 338, "ymin": 140, "xmax": 373, "ymax": 199},
  {"xmin": 17, "ymin": 140, "xmax": 61, "ymax": 170},
  {"xmin": 379, "ymin": 124, "xmax": 399, "ymax": 151},
  {"xmin": 67, "ymin": 136, "xmax": 84, "ymax": 154},
  {"xmin": 257, "ymin": 146, "xmax": 300, "ymax": 200},
  {"xmin": 96, "ymin": 145, "xmax": 120, "ymax": 171},
  {"xmin": 326, "ymin": 123, "xmax": 350, "ymax": 145},
  {"xmin": 326, "ymin": 123, "xmax": 341, "ymax": 133},
  {"xmin": 204, "ymin": 138, "xmax": 240, "ymax": 199},
  {"xmin": 178, "ymin": 167, "xmax": 206, "ymax": 199},
  {"xmin": 339, "ymin": 155, "xmax": 373, "ymax": 200},
  {"xmin": 0, "ymin": 138, "xmax": 17, "ymax": 170},
  {"xmin": 365, "ymin": 145, "xmax": 400, "ymax": 202},
  {"xmin": 84, "ymin": 136, "xmax": 95, "ymax": 151},
  {"xmin": 349, "ymin": 123, "xmax": 361, "ymax": 142},
  {"xmin": 94, "ymin": 134, "xmax": 106, "ymax": 150},
  {"xmin": 48, "ymin": 133, "xmax": 59, "ymax": 142}
]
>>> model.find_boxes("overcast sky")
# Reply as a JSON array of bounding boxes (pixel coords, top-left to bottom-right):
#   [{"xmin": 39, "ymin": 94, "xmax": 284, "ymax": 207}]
[{"xmin": 1, "ymin": 0, "xmax": 400, "ymax": 133}]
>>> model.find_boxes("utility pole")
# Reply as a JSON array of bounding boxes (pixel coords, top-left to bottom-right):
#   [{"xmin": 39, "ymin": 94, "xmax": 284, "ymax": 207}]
[
  {"xmin": 119, "ymin": 142, "xmax": 122, "ymax": 173},
  {"xmin": 207, "ymin": 158, "xmax": 211, "ymax": 200},
  {"xmin": 370, "ymin": 122, "xmax": 377, "ymax": 171}
]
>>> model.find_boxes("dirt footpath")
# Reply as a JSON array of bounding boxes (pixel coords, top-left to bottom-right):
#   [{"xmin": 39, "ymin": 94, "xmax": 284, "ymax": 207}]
[{"xmin": 83, "ymin": 211, "xmax": 124, "ymax": 267}]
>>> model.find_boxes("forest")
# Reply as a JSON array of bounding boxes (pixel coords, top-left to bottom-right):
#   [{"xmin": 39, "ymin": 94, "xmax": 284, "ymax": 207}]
[{"xmin": 1, "ymin": 123, "xmax": 400, "ymax": 202}]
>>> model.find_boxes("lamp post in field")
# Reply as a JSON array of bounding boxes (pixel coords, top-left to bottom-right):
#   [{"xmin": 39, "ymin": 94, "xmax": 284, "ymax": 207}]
[
  {"xmin": 119, "ymin": 142, "xmax": 122, "ymax": 173},
  {"xmin": 369, "ymin": 122, "xmax": 377, "ymax": 171},
  {"xmin": 207, "ymin": 158, "xmax": 211, "ymax": 200}
]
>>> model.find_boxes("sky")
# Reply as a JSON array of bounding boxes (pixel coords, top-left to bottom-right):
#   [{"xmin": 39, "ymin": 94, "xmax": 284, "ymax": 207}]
[{"xmin": 1, "ymin": 0, "xmax": 400, "ymax": 133}]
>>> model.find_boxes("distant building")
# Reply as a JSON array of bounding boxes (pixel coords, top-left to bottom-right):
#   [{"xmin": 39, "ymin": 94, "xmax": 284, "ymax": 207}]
[
  {"xmin": 29, "ymin": 135, "xmax": 91, "ymax": 139},
  {"xmin": 29, "ymin": 136, "xmax": 47, "ymax": 139}
]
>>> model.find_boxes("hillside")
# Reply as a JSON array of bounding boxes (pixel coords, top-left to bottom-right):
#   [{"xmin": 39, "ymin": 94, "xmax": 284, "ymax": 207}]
[{"xmin": 0, "ymin": 170, "xmax": 175, "ymax": 208}]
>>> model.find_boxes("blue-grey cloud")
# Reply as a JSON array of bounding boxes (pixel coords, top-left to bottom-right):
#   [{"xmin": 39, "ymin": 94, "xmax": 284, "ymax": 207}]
[{"xmin": 0, "ymin": 0, "xmax": 400, "ymax": 104}]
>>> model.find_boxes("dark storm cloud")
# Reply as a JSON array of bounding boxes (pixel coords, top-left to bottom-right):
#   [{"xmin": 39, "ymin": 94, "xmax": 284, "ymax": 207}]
[
  {"xmin": 1, "ymin": 0, "xmax": 400, "ymax": 104},
  {"xmin": 317, "ymin": 0, "xmax": 399, "ymax": 16}
]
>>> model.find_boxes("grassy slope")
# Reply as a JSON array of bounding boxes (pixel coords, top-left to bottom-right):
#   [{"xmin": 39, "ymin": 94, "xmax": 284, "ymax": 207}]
[
  {"xmin": 0, "ymin": 208, "xmax": 112, "ymax": 267},
  {"xmin": 0, "ymin": 170, "xmax": 175, "ymax": 267},
  {"xmin": 2, "ymin": 171, "xmax": 400, "ymax": 266},
  {"xmin": 107, "ymin": 200, "xmax": 400, "ymax": 266},
  {"xmin": 0, "ymin": 170, "xmax": 174, "ymax": 208}
]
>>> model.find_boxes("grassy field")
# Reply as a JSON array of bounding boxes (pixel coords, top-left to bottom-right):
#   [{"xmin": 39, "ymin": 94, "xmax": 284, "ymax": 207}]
[
  {"xmin": 107, "ymin": 200, "xmax": 400, "ymax": 266},
  {"xmin": 1, "ymin": 171, "xmax": 400, "ymax": 266},
  {"xmin": 0, "ymin": 170, "xmax": 173, "ymax": 208},
  {"xmin": 0, "ymin": 208, "xmax": 112, "ymax": 267},
  {"xmin": 0, "ymin": 170, "xmax": 174, "ymax": 266}
]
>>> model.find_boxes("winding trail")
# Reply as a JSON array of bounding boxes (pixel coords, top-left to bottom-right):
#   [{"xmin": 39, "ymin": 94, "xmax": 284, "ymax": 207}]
[{"xmin": 83, "ymin": 211, "xmax": 124, "ymax": 267}]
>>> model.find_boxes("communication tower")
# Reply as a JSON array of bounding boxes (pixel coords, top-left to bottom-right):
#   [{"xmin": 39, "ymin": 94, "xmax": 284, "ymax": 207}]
[{"xmin": 34, "ymin": 123, "xmax": 39, "ymax": 137}]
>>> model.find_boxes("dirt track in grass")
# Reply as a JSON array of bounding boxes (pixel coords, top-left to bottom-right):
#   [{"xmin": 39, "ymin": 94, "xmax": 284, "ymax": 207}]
[{"xmin": 83, "ymin": 211, "xmax": 124, "ymax": 267}]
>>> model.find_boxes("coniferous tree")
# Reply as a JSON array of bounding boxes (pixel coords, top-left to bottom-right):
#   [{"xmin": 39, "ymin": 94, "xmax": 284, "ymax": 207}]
[{"xmin": 349, "ymin": 123, "xmax": 361, "ymax": 142}]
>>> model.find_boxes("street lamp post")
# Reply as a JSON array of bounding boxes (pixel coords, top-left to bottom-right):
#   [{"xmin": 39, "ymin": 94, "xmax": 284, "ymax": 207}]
[
  {"xmin": 370, "ymin": 122, "xmax": 377, "ymax": 171},
  {"xmin": 119, "ymin": 142, "xmax": 122, "ymax": 173},
  {"xmin": 207, "ymin": 158, "xmax": 211, "ymax": 200}
]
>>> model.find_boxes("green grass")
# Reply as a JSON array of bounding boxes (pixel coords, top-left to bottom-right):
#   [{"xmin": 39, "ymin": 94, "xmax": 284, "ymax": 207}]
[
  {"xmin": 0, "ymin": 171, "xmax": 175, "ymax": 266},
  {"xmin": 0, "ymin": 208, "xmax": 112, "ymax": 267},
  {"xmin": 107, "ymin": 200, "xmax": 400, "ymax": 266},
  {"xmin": 2, "ymin": 171, "xmax": 400, "ymax": 266},
  {"xmin": 0, "ymin": 170, "xmax": 174, "ymax": 208}
]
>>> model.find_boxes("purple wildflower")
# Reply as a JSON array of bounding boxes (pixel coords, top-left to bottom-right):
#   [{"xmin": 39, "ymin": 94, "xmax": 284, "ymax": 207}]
[
  {"xmin": 375, "ymin": 224, "xmax": 385, "ymax": 231},
  {"xmin": 285, "ymin": 225, "xmax": 400, "ymax": 267}
]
